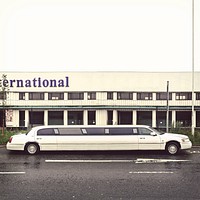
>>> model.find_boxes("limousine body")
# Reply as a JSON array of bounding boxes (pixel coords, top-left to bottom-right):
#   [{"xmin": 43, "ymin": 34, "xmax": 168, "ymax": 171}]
[{"xmin": 6, "ymin": 125, "xmax": 192, "ymax": 155}]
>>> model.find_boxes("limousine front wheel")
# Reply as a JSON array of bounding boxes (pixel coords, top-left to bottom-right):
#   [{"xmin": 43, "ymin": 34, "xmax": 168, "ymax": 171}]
[
  {"xmin": 166, "ymin": 142, "xmax": 180, "ymax": 155},
  {"xmin": 25, "ymin": 143, "xmax": 40, "ymax": 155}
]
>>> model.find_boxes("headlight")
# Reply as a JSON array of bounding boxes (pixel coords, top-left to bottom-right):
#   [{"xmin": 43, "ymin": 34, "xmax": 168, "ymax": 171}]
[{"xmin": 182, "ymin": 138, "xmax": 190, "ymax": 142}]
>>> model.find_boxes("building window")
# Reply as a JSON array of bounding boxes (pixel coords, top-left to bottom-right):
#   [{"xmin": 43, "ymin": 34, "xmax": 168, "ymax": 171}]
[
  {"xmin": 48, "ymin": 93, "xmax": 64, "ymax": 100},
  {"xmin": 137, "ymin": 92, "xmax": 152, "ymax": 100},
  {"xmin": 156, "ymin": 92, "xmax": 172, "ymax": 100},
  {"xmin": 19, "ymin": 92, "xmax": 25, "ymax": 100},
  {"xmin": 29, "ymin": 92, "xmax": 44, "ymax": 100},
  {"xmin": 107, "ymin": 111, "xmax": 113, "ymax": 125},
  {"xmin": 117, "ymin": 92, "xmax": 133, "ymax": 100},
  {"xmin": 176, "ymin": 111, "xmax": 191, "ymax": 127},
  {"xmin": 176, "ymin": 92, "xmax": 192, "ymax": 100},
  {"xmin": 19, "ymin": 111, "xmax": 25, "ymax": 127},
  {"xmin": 107, "ymin": 92, "xmax": 113, "ymax": 100},
  {"xmin": 29, "ymin": 111, "xmax": 44, "ymax": 126},
  {"xmin": 88, "ymin": 111, "xmax": 96, "ymax": 125},
  {"xmin": 87, "ymin": 92, "xmax": 96, "ymax": 100},
  {"xmin": 48, "ymin": 111, "xmax": 63, "ymax": 125},
  {"xmin": 196, "ymin": 92, "xmax": 200, "ymax": 100},
  {"xmin": 68, "ymin": 92, "xmax": 84, "ymax": 100},
  {"xmin": 68, "ymin": 111, "xmax": 83, "ymax": 125}
]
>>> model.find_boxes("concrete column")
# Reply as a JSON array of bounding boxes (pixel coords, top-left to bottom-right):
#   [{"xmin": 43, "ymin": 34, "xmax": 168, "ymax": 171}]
[
  {"xmin": 133, "ymin": 93, "xmax": 137, "ymax": 100},
  {"xmin": 152, "ymin": 93, "xmax": 156, "ymax": 100},
  {"xmin": 44, "ymin": 93, "xmax": 48, "ymax": 101},
  {"xmin": 152, "ymin": 110, "xmax": 156, "ymax": 128},
  {"xmin": 172, "ymin": 110, "xmax": 176, "ymax": 127},
  {"xmin": 25, "ymin": 93, "xmax": 29, "ymax": 101},
  {"xmin": 44, "ymin": 110, "xmax": 48, "ymax": 126},
  {"xmin": 113, "ymin": 92, "xmax": 117, "ymax": 100},
  {"xmin": 25, "ymin": 110, "xmax": 29, "ymax": 128},
  {"xmin": 132, "ymin": 110, "xmax": 137, "ymax": 125},
  {"xmin": 64, "ymin": 110, "xmax": 68, "ymax": 125},
  {"xmin": 193, "ymin": 111, "xmax": 196, "ymax": 128},
  {"xmin": 83, "ymin": 110, "xmax": 88, "ymax": 125},
  {"xmin": 96, "ymin": 110, "xmax": 107, "ymax": 125},
  {"xmin": 113, "ymin": 110, "xmax": 118, "ymax": 125},
  {"xmin": 172, "ymin": 93, "xmax": 176, "ymax": 101}
]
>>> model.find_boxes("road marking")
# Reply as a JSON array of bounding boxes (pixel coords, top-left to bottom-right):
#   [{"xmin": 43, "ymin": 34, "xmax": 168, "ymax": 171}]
[
  {"xmin": 0, "ymin": 172, "xmax": 26, "ymax": 175},
  {"xmin": 129, "ymin": 171, "xmax": 174, "ymax": 174},
  {"xmin": 46, "ymin": 158, "xmax": 191, "ymax": 164},
  {"xmin": 45, "ymin": 159, "xmax": 134, "ymax": 163},
  {"xmin": 135, "ymin": 158, "xmax": 191, "ymax": 163},
  {"xmin": 190, "ymin": 151, "xmax": 200, "ymax": 154}
]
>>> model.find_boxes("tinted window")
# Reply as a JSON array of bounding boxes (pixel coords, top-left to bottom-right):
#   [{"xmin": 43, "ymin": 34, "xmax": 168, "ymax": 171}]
[
  {"xmin": 107, "ymin": 92, "xmax": 113, "ymax": 100},
  {"xmin": 137, "ymin": 92, "xmax": 152, "ymax": 100},
  {"xmin": 68, "ymin": 92, "xmax": 84, "ymax": 100},
  {"xmin": 176, "ymin": 92, "xmax": 192, "ymax": 100},
  {"xmin": 117, "ymin": 92, "xmax": 133, "ymax": 100},
  {"xmin": 48, "ymin": 92, "xmax": 64, "ymax": 100},
  {"xmin": 109, "ymin": 128, "xmax": 136, "ymax": 135},
  {"xmin": 139, "ymin": 128, "xmax": 152, "ymax": 135},
  {"xmin": 29, "ymin": 92, "xmax": 44, "ymax": 100},
  {"xmin": 86, "ymin": 128, "xmax": 105, "ymax": 135},
  {"xmin": 37, "ymin": 128, "xmax": 55, "ymax": 135},
  {"xmin": 156, "ymin": 92, "xmax": 172, "ymax": 100},
  {"xmin": 59, "ymin": 128, "xmax": 82, "ymax": 135}
]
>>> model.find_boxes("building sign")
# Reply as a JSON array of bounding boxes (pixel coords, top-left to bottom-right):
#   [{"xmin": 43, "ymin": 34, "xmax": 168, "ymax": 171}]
[{"xmin": 0, "ymin": 76, "xmax": 69, "ymax": 88}]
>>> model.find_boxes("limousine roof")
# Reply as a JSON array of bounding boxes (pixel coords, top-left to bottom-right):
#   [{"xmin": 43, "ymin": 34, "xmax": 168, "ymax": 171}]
[{"xmin": 30, "ymin": 125, "xmax": 151, "ymax": 131}]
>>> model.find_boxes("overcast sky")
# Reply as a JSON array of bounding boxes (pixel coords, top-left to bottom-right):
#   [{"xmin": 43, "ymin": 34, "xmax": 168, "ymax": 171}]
[{"xmin": 0, "ymin": 0, "xmax": 199, "ymax": 72}]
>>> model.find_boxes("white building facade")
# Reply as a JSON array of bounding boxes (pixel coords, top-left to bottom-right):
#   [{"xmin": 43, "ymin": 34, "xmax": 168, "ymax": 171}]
[{"xmin": 0, "ymin": 71, "xmax": 200, "ymax": 129}]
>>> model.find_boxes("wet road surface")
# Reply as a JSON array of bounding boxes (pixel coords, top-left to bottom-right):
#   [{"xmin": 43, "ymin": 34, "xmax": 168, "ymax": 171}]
[{"xmin": 0, "ymin": 147, "xmax": 200, "ymax": 200}]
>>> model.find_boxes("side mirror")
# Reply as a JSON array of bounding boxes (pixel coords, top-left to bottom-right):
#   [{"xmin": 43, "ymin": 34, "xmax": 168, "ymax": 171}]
[{"xmin": 150, "ymin": 132, "xmax": 157, "ymax": 136}]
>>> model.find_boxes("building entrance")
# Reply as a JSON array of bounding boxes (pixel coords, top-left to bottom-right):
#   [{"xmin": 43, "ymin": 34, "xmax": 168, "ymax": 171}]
[
  {"xmin": 48, "ymin": 111, "xmax": 63, "ymax": 125},
  {"xmin": 137, "ymin": 111, "xmax": 152, "ymax": 126},
  {"xmin": 29, "ymin": 111, "xmax": 44, "ymax": 127},
  {"xmin": 176, "ymin": 111, "xmax": 191, "ymax": 127},
  {"xmin": 118, "ymin": 111, "xmax": 132, "ymax": 125},
  {"xmin": 68, "ymin": 111, "xmax": 83, "ymax": 125}
]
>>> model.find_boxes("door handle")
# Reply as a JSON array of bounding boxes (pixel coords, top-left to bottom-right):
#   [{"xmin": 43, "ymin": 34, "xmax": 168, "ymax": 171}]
[{"xmin": 139, "ymin": 137, "xmax": 145, "ymax": 139}]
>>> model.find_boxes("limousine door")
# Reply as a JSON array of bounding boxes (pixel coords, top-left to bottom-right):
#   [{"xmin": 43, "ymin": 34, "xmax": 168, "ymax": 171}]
[
  {"xmin": 56, "ymin": 127, "xmax": 139, "ymax": 151},
  {"xmin": 106, "ymin": 127, "xmax": 139, "ymax": 150},
  {"xmin": 56, "ymin": 128, "xmax": 86, "ymax": 150},
  {"xmin": 35, "ymin": 128, "xmax": 58, "ymax": 151},
  {"xmin": 138, "ymin": 127, "xmax": 161, "ymax": 150}
]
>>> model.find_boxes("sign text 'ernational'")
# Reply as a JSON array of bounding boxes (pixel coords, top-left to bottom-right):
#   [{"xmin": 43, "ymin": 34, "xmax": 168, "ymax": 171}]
[{"xmin": 0, "ymin": 76, "xmax": 69, "ymax": 88}]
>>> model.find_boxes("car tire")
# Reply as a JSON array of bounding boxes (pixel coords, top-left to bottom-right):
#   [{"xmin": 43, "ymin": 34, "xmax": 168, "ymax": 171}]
[
  {"xmin": 166, "ymin": 142, "xmax": 179, "ymax": 155},
  {"xmin": 25, "ymin": 143, "xmax": 39, "ymax": 155}
]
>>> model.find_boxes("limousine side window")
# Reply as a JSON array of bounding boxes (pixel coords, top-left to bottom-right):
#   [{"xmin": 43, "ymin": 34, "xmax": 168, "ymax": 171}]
[
  {"xmin": 109, "ymin": 128, "xmax": 137, "ymax": 135},
  {"xmin": 84, "ymin": 128, "xmax": 105, "ymax": 135},
  {"xmin": 37, "ymin": 128, "xmax": 56, "ymax": 135},
  {"xmin": 59, "ymin": 128, "xmax": 82, "ymax": 135},
  {"xmin": 138, "ymin": 128, "xmax": 152, "ymax": 135}
]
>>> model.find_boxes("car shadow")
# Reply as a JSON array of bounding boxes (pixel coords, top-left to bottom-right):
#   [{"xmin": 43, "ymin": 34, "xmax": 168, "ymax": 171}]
[{"xmin": 9, "ymin": 149, "xmax": 191, "ymax": 157}]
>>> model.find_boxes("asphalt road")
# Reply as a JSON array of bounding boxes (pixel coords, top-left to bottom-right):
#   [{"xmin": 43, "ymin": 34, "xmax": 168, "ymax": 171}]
[{"xmin": 0, "ymin": 147, "xmax": 200, "ymax": 200}]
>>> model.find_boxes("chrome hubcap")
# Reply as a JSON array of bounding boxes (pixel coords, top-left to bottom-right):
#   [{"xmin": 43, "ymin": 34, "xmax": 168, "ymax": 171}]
[
  {"xmin": 168, "ymin": 145, "xmax": 177, "ymax": 154},
  {"xmin": 28, "ymin": 145, "xmax": 37, "ymax": 154}
]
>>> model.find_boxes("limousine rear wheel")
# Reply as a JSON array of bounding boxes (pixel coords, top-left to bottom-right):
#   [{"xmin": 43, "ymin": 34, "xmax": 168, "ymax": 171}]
[
  {"xmin": 166, "ymin": 142, "xmax": 179, "ymax": 155},
  {"xmin": 25, "ymin": 143, "xmax": 40, "ymax": 155}
]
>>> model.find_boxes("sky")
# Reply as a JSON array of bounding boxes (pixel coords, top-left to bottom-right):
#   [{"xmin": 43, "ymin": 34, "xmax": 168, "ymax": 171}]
[{"xmin": 0, "ymin": 0, "xmax": 199, "ymax": 72}]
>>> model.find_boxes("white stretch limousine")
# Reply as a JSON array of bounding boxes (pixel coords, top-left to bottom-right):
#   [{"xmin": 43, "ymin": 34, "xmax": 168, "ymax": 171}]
[{"xmin": 6, "ymin": 125, "xmax": 192, "ymax": 155}]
